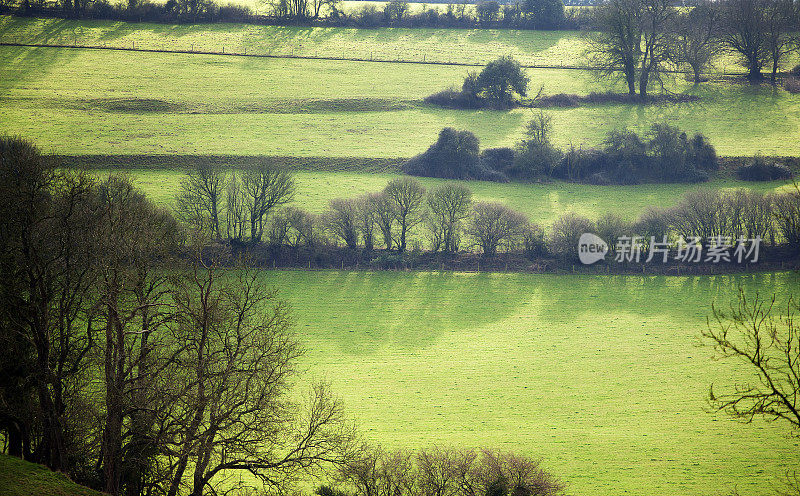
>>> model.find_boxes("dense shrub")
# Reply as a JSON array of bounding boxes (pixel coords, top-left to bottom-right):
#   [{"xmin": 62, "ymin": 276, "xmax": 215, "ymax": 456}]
[
  {"xmin": 403, "ymin": 128, "xmax": 507, "ymax": 182},
  {"xmin": 480, "ymin": 147, "xmax": 516, "ymax": 173},
  {"xmin": 736, "ymin": 156, "xmax": 793, "ymax": 181},
  {"xmin": 522, "ymin": 223, "xmax": 548, "ymax": 258},
  {"xmin": 785, "ymin": 78, "xmax": 800, "ymax": 94},
  {"xmin": 423, "ymin": 88, "xmax": 482, "ymax": 109},
  {"xmin": 509, "ymin": 112, "xmax": 563, "ymax": 180},
  {"xmin": 551, "ymin": 124, "xmax": 715, "ymax": 185}
]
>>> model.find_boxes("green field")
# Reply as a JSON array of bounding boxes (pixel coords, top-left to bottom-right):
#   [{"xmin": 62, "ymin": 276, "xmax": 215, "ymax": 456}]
[
  {"xmin": 0, "ymin": 16, "xmax": 587, "ymax": 65},
  {"xmin": 0, "ymin": 454, "xmax": 105, "ymax": 496},
  {"xmin": 3, "ymin": 30, "xmax": 800, "ymax": 157},
  {"xmin": 111, "ymin": 168, "xmax": 794, "ymax": 225},
  {"xmin": 274, "ymin": 269, "xmax": 800, "ymax": 496}
]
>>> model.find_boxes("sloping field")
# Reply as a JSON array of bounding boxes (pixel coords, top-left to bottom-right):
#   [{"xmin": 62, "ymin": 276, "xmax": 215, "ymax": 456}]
[
  {"xmin": 276, "ymin": 270, "xmax": 800, "ymax": 496},
  {"xmin": 2, "ymin": 41, "xmax": 800, "ymax": 157},
  {"xmin": 0, "ymin": 16, "xmax": 587, "ymax": 66}
]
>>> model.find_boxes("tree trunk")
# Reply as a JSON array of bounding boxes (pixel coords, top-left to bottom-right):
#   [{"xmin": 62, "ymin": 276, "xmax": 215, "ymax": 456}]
[
  {"xmin": 771, "ymin": 58, "xmax": 778, "ymax": 84},
  {"xmin": 102, "ymin": 299, "xmax": 124, "ymax": 496},
  {"xmin": 747, "ymin": 56, "xmax": 763, "ymax": 81}
]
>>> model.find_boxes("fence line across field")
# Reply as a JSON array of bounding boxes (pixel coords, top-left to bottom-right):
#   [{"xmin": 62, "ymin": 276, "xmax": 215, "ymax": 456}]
[{"xmin": 0, "ymin": 35, "xmax": 749, "ymax": 76}]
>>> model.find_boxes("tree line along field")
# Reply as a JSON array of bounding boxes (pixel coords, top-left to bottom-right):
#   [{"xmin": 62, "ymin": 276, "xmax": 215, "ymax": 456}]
[
  {"xmin": 101, "ymin": 168, "xmax": 795, "ymax": 226},
  {"xmin": 2, "ymin": 39, "xmax": 800, "ymax": 158},
  {"xmin": 272, "ymin": 269, "xmax": 800, "ymax": 496}
]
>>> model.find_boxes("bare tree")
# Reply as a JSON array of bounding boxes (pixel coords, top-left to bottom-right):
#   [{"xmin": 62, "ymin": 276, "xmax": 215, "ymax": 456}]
[
  {"xmin": 547, "ymin": 212, "xmax": 596, "ymax": 257},
  {"xmin": 717, "ymin": 0, "xmax": 773, "ymax": 81},
  {"xmin": 703, "ymin": 290, "xmax": 799, "ymax": 435},
  {"xmin": 269, "ymin": 206, "xmax": 318, "ymax": 249},
  {"xmin": 340, "ymin": 447, "xmax": 416, "ymax": 496},
  {"xmin": 426, "ymin": 184, "xmax": 473, "ymax": 253},
  {"xmin": 774, "ymin": 187, "xmax": 800, "ymax": 252},
  {"xmin": 373, "ymin": 192, "xmax": 397, "ymax": 251},
  {"xmin": 671, "ymin": 1, "xmax": 721, "ymax": 83},
  {"xmin": 588, "ymin": 0, "xmax": 675, "ymax": 98},
  {"xmin": 241, "ymin": 164, "xmax": 295, "ymax": 243},
  {"xmin": 416, "ymin": 447, "xmax": 462, "ymax": 496},
  {"xmin": 89, "ymin": 175, "xmax": 180, "ymax": 496},
  {"xmin": 467, "ymin": 203, "xmax": 529, "ymax": 257},
  {"xmin": 0, "ymin": 137, "xmax": 100, "ymax": 472},
  {"xmin": 355, "ymin": 194, "xmax": 377, "ymax": 252},
  {"xmin": 166, "ymin": 262, "xmax": 358, "ymax": 496},
  {"xmin": 225, "ymin": 173, "xmax": 248, "ymax": 241},
  {"xmin": 175, "ymin": 162, "xmax": 226, "ymax": 239},
  {"xmin": 763, "ymin": 0, "xmax": 797, "ymax": 83},
  {"xmin": 325, "ymin": 198, "xmax": 359, "ymax": 250},
  {"xmin": 667, "ymin": 189, "xmax": 729, "ymax": 241},
  {"xmin": 384, "ymin": 178, "xmax": 426, "ymax": 252},
  {"xmin": 341, "ymin": 447, "xmax": 563, "ymax": 496}
]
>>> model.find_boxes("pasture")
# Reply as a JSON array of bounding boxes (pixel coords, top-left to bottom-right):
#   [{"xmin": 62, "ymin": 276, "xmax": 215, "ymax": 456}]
[
  {"xmin": 3, "ymin": 35, "xmax": 800, "ymax": 157},
  {"xmin": 274, "ymin": 269, "xmax": 800, "ymax": 496}
]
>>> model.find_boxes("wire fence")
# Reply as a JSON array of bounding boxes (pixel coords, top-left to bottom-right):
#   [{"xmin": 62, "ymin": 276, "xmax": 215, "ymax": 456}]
[{"xmin": 0, "ymin": 34, "xmax": 750, "ymax": 75}]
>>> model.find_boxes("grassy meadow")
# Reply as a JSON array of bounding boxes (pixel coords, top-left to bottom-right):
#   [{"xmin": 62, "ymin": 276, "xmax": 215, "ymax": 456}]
[
  {"xmin": 3, "ymin": 21, "xmax": 800, "ymax": 157},
  {"xmin": 275, "ymin": 269, "xmax": 800, "ymax": 496},
  {"xmin": 0, "ymin": 16, "xmax": 586, "ymax": 65}
]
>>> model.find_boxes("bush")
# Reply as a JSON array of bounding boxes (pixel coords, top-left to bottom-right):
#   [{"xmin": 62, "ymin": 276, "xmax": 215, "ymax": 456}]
[
  {"xmin": 736, "ymin": 156, "xmax": 793, "ymax": 181},
  {"xmin": 480, "ymin": 147, "xmax": 515, "ymax": 174},
  {"xmin": 522, "ymin": 223, "xmax": 547, "ymax": 258},
  {"xmin": 548, "ymin": 212, "xmax": 595, "ymax": 258},
  {"xmin": 595, "ymin": 213, "xmax": 632, "ymax": 252},
  {"xmin": 403, "ymin": 128, "xmax": 507, "ymax": 182},
  {"xmin": 474, "ymin": 56, "xmax": 530, "ymax": 107},
  {"xmin": 509, "ymin": 112, "xmax": 562, "ymax": 179},
  {"xmin": 785, "ymin": 77, "xmax": 800, "ymax": 94},
  {"xmin": 424, "ymin": 88, "xmax": 482, "ymax": 109}
]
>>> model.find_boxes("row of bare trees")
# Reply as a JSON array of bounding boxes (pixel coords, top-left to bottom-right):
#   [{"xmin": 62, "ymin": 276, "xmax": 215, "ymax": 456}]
[
  {"xmin": 177, "ymin": 167, "xmax": 536, "ymax": 257},
  {"xmin": 271, "ymin": 179, "xmax": 534, "ymax": 257},
  {"xmin": 588, "ymin": 0, "xmax": 800, "ymax": 94},
  {"xmin": 546, "ymin": 187, "xmax": 800, "ymax": 257},
  {"xmin": 334, "ymin": 447, "xmax": 564, "ymax": 496},
  {"xmin": 0, "ymin": 137, "xmax": 359, "ymax": 496},
  {"xmin": 175, "ymin": 162, "xmax": 800, "ymax": 259}
]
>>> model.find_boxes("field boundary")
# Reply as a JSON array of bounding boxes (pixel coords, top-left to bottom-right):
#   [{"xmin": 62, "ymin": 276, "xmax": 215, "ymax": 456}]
[
  {"xmin": 0, "ymin": 40, "xmax": 753, "ymax": 75},
  {"xmin": 46, "ymin": 154, "xmax": 407, "ymax": 173}
]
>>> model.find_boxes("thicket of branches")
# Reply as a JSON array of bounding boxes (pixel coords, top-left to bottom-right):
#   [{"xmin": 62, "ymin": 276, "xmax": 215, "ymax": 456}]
[{"xmin": 0, "ymin": 136, "xmax": 361, "ymax": 496}]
